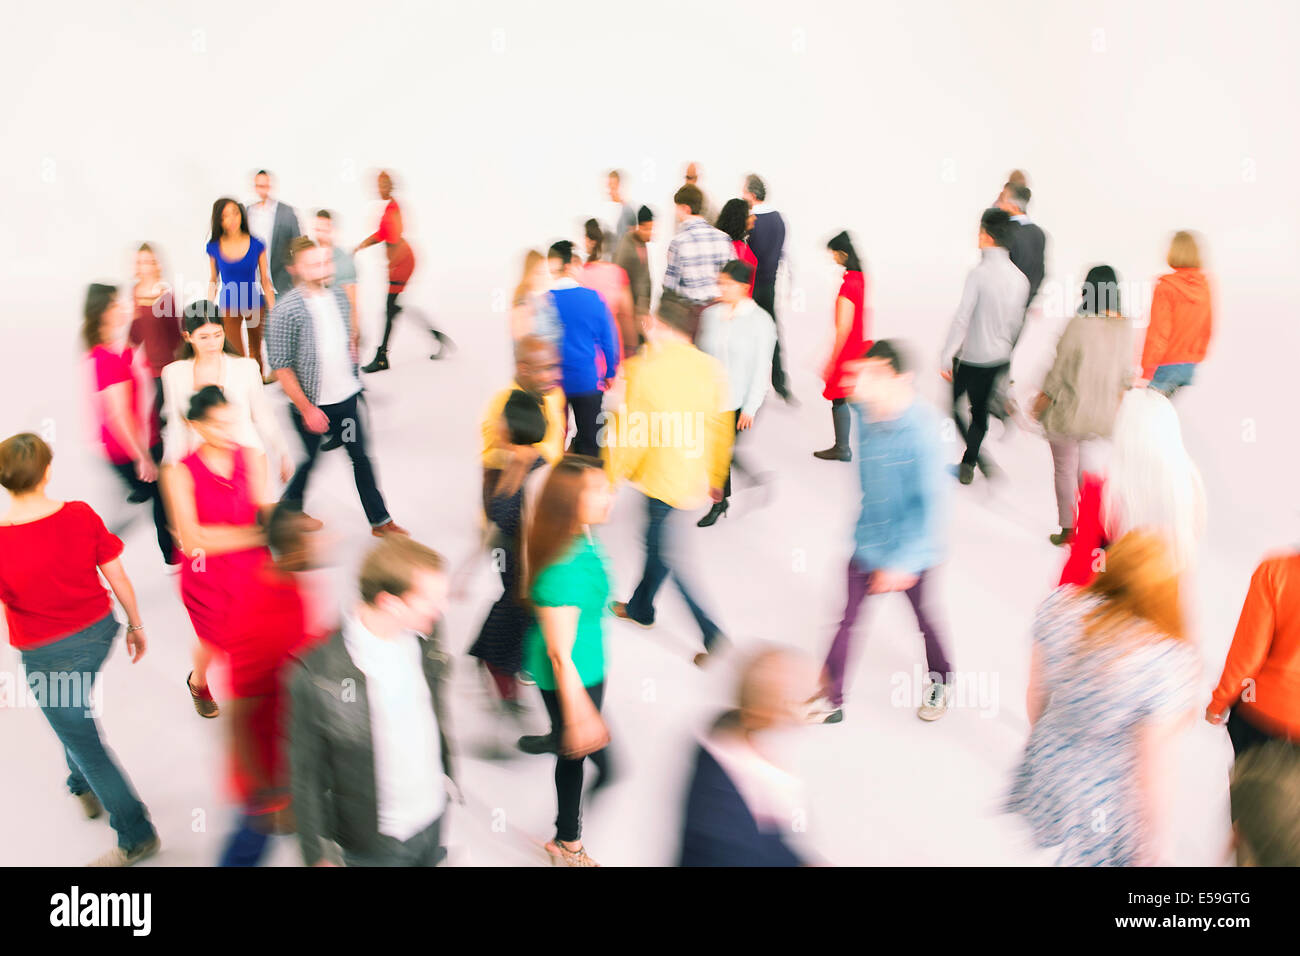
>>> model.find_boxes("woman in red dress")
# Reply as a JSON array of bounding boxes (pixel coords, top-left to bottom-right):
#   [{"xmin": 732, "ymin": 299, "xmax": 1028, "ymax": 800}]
[
  {"xmin": 164, "ymin": 384, "xmax": 272, "ymax": 717},
  {"xmin": 716, "ymin": 199, "xmax": 757, "ymax": 297},
  {"xmin": 814, "ymin": 232, "xmax": 871, "ymax": 461},
  {"xmin": 358, "ymin": 170, "xmax": 453, "ymax": 371}
]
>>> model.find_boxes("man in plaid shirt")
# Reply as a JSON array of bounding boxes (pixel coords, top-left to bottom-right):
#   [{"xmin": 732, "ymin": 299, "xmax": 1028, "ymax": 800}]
[{"xmin": 663, "ymin": 184, "xmax": 734, "ymax": 315}]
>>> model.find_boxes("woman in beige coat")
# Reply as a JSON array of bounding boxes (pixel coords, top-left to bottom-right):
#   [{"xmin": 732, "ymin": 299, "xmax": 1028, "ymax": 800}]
[{"xmin": 1033, "ymin": 266, "xmax": 1133, "ymax": 545}]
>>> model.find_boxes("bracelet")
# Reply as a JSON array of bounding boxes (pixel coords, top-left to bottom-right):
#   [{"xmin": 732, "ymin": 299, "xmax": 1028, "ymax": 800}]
[{"xmin": 126, "ymin": 624, "xmax": 145, "ymax": 632}]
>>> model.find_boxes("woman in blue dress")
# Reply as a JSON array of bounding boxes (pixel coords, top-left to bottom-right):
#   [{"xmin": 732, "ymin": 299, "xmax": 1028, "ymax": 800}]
[{"xmin": 206, "ymin": 198, "xmax": 275, "ymax": 381}]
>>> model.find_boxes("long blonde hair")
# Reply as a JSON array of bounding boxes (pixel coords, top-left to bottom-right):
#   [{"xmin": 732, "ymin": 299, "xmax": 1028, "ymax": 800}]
[
  {"xmin": 1082, "ymin": 531, "xmax": 1184, "ymax": 644},
  {"xmin": 1103, "ymin": 389, "xmax": 1204, "ymax": 573},
  {"xmin": 514, "ymin": 250, "xmax": 544, "ymax": 306}
]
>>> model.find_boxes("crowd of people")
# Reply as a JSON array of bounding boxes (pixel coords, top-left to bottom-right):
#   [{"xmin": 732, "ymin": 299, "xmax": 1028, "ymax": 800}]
[{"xmin": 1, "ymin": 162, "xmax": 1296, "ymax": 870}]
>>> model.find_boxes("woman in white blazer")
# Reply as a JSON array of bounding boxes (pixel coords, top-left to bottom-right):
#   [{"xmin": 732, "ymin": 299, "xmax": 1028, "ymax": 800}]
[{"xmin": 161, "ymin": 300, "xmax": 292, "ymax": 480}]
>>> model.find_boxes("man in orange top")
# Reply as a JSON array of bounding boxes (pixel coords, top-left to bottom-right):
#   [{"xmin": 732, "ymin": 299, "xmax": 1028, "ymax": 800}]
[
  {"xmin": 1140, "ymin": 230, "xmax": 1212, "ymax": 397},
  {"xmin": 1206, "ymin": 551, "xmax": 1300, "ymax": 756}
]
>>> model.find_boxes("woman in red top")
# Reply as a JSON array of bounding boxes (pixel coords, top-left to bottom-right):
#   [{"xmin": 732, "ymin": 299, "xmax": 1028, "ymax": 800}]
[
  {"xmin": 0, "ymin": 432, "xmax": 159, "ymax": 867},
  {"xmin": 581, "ymin": 219, "xmax": 635, "ymax": 365},
  {"xmin": 814, "ymin": 232, "xmax": 871, "ymax": 461},
  {"xmin": 716, "ymin": 199, "xmax": 757, "ymax": 297},
  {"xmin": 83, "ymin": 283, "xmax": 176, "ymax": 564},
  {"xmin": 164, "ymin": 385, "xmax": 273, "ymax": 718},
  {"xmin": 128, "ymin": 243, "xmax": 181, "ymax": 442},
  {"xmin": 357, "ymin": 170, "xmax": 454, "ymax": 372}
]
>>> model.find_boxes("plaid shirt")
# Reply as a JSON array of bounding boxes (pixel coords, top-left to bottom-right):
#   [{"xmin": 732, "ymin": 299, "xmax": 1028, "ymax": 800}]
[
  {"xmin": 268, "ymin": 285, "xmax": 359, "ymax": 406},
  {"xmin": 663, "ymin": 217, "xmax": 734, "ymax": 304}
]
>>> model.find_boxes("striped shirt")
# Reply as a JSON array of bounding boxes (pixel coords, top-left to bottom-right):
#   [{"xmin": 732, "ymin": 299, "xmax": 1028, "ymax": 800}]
[{"xmin": 664, "ymin": 217, "xmax": 734, "ymax": 304}]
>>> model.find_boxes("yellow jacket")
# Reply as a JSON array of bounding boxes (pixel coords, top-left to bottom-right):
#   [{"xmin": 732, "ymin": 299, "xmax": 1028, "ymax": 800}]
[
  {"xmin": 602, "ymin": 339, "xmax": 733, "ymax": 509},
  {"xmin": 480, "ymin": 383, "xmax": 568, "ymax": 470}
]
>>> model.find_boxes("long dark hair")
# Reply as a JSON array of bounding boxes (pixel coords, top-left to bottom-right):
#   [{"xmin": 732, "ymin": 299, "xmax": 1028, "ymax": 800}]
[
  {"xmin": 583, "ymin": 219, "xmax": 605, "ymax": 263},
  {"xmin": 177, "ymin": 299, "xmax": 241, "ymax": 359},
  {"xmin": 715, "ymin": 198, "xmax": 750, "ymax": 242},
  {"xmin": 524, "ymin": 455, "xmax": 604, "ymax": 600},
  {"xmin": 1079, "ymin": 265, "xmax": 1122, "ymax": 316},
  {"xmin": 81, "ymin": 283, "xmax": 118, "ymax": 351},
  {"xmin": 827, "ymin": 231, "xmax": 863, "ymax": 272},
  {"xmin": 186, "ymin": 384, "xmax": 229, "ymax": 423},
  {"xmin": 209, "ymin": 197, "xmax": 249, "ymax": 243}
]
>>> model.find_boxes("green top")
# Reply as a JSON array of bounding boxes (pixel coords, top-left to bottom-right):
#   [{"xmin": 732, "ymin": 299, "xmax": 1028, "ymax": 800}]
[{"xmin": 524, "ymin": 532, "xmax": 610, "ymax": 691}]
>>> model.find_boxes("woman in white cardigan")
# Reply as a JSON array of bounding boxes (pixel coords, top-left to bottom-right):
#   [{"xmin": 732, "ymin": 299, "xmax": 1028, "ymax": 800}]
[{"xmin": 161, "ymin": 300, "xmax": 292, "ymax": 480}]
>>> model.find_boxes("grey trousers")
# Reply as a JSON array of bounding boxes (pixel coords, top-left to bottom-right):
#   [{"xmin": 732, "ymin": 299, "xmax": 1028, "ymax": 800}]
[
  {"xmin": 1047, "ymin": 435, "xmax": 1107, "ymax": 528},
  {"xmin": 342, "ymin": 814, "xmax": 444, "ymax": 867}
]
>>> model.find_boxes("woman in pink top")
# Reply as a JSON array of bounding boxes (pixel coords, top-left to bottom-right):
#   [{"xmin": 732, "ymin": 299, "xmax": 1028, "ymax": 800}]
[
  {"xmin": 581, "ymin": 219, "xmax": 636, "ymax": 362},
  {"xmin": 716, "ymin": 199, "xmax": 757, "ymax": 297},
  {"xmin": 164, "ymin": 384, "xmax": 272, "ymax": 718},
  {"xmin": 83, "ymin": 283, "xmax": 176, "ymax": 564}
]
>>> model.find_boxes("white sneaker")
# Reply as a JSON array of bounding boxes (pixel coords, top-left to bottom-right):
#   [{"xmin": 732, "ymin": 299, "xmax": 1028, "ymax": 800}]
[{"xmin": 918, "ymin": 682, "xmax": 949, "ymax": 722}]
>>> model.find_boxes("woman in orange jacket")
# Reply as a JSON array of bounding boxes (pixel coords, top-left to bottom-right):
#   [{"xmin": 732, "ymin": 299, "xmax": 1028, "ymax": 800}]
[
  {"xmin": 1140, "ymin": 231, "xmax": 1212, "ymax": 397},
  {"xmin": 1206, "ymin": 551, "xmax": 1300, "ymax": 756}
]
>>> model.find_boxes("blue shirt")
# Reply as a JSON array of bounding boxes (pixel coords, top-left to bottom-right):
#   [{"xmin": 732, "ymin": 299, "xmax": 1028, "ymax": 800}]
[
  {"xmin": 550, "ymin": 285, "xmax": 619, "ymax": 394},
  {"xmin": 207, "ymin": 236, "xmax": 266, "ymax": 315},
  {"xmin": 851, "ymin": 398, "xmax": 947, "ymax": 574}
]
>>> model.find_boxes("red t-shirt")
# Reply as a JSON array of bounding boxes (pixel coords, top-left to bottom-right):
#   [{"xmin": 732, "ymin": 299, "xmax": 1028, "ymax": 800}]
[
  {"xmin": 733, "ymin": 240, "xmax": 758, "ymax": 296},
  {"xmin": 90, "ymin": 344, "xmax": 154, "ymax": 463},
  {"xmin": 224, "ymin": 559, "xmax": 321, "ymax": 805},
  {"xmin": 0, "ymin": 502, "xmax": 123, "ymax": 650},
  {"xmin": 129, "ymin": 291, "xmax": 182, "ymax": 377}
]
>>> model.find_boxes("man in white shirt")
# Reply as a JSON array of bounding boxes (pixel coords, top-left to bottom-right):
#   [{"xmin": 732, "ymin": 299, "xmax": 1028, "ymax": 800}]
[{"xmin": 289, "ymin": 535, "xmax": 454, "ymax": 867}]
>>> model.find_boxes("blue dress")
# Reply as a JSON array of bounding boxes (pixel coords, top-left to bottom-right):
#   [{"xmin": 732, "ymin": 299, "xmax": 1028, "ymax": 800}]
[
  {"xmin": 207, "ymin": 236, "xmax": 266, "ymax": 315},
  {"xmin": 1005, "ymin": 587, "xmax": 1199, "ymax": 866}
]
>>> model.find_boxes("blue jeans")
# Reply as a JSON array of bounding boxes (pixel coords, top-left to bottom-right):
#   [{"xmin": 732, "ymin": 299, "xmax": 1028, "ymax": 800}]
[
  {"xmin": 624, "ymin": 495, "xmax": 722, "ymax": 649},
  {"xmin": 220, "ymin": 813, "xmax": 273, "ymax": 867},
  {"xmin": 1149, "ymin": 363, "xmax": 1196, "ymax": 397},
  {"xmin": 20, "ymin": 613, "xmax": 156, "ymax": 850}
]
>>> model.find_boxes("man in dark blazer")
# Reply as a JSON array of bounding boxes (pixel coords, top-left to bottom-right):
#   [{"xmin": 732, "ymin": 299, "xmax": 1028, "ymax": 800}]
[
  {"xmin": 742, "ymin": 173, "xmax": 793, "ymax": 402},
  {"xmin": 250, "ymin": 169, "xmax": 303, "ymax": 297}
]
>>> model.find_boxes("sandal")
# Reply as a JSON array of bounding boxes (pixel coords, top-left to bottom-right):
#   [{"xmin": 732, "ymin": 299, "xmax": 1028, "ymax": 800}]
[
  {"xmin": 544, "ymin": 839, "xmax": 601, "ymax": 867},
  {"xmin": 187, "ymin": 671, "xmax": 219, "ymax": 718}
]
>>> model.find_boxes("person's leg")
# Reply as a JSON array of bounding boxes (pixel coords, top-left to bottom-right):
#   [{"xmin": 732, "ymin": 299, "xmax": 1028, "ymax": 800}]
[
  {"xmin": 222, "ymin": 312, "xmax": 247, "ymax": 356},
  {"xmin": 541, "ymin": 688, "xmax": 586, "ymax": 843},
  {"xmin": 659, "ymin": 504, "xmax": 723, "ymax": 648},
  {"xmin": 950, "ymin": 360, "xmax": 972, "ymax": 449},
  {"xmin": 624, "ymin": 496, "xmax": 671, "ymax": 624},
  {"xmin": 246, "ymin": 308, "xmax": 266, "ymax": 376},
  {"xmin": 145, "ymin": 449, "xmax": 174, "ymax": 563},
  {"xmin": 409, "ymin": 815, "xmax": 444, "ymax": 867},
  {"xmin": 281, "ymin": 403, "xmax": 324, "ymax": 510},
  {"xmin": 1226, "ymin": 707, "xmax": 1276, "ymax": 759},
  {"xmin": 22, "ymin": 615, "xmax": 156, "ymax": 850},
  {"xmin": 831, "ymin": 398, "xmax": 850, "ymax": 450},
  {"xmin": 328, "ymin": 393, "xmax": 392, "ymax": 527},
  {"xmin": 484, "ymin": 662, "xmax": 518, "ymax": 702},
  {"xmin": 755, "ymin": 283, "xmax": 788, "ymax": 397},
  {"xmin": 379, "ymin": 292, "xmax": 401, "ymax": 353},
  {"xmin": 568, "ymin": 392, "xmax": 602, "ymax": 458},
  {"xmin": 961, "ymin": 364, "xmax": 1002, "ymax": 466},
  {"xmin": 903, "ymin": 569, "xmax": 953, "ymax": 681},
  {"xmin": 582, "ymin": 682, "xmax": 612, "ymax": 792},
  {"xmin": 218, "ymin": 813, "xmax": 272, "ymax": 867},
  {"xmin": 821, "ymin": 559, "xmax": 874, "ymax": 708},
  {"xmin": 1048, "ymin": 436, "xmax": 1081, "ymax": 530}
]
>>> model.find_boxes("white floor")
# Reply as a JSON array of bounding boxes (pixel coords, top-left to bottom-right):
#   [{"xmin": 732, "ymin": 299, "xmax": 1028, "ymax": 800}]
[{"xmin": 0, "ymin": 299, "xmax": 1258, "ymax": 868}]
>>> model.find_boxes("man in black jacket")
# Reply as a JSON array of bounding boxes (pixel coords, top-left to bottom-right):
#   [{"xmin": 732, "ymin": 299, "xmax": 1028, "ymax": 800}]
[
  {"xmin": 742, "ymin": 173, "xmax": 793, "ymax": 402},
  {"xmin": 289, "ymin": 536, "xmax": 456, "ymax": 867}
]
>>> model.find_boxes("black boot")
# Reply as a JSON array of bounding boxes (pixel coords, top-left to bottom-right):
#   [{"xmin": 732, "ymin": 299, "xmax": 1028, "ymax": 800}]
[
  {"xmin": 814, "ymin": 400, "xmax": 852, "ymax": 460},
  {"xmin": 697, "ymin": 499, "xmax": 729, "ymax": 527},
  {"xmin": 361, "ymin": 349, "xmax": 389, "ymax": 373}
]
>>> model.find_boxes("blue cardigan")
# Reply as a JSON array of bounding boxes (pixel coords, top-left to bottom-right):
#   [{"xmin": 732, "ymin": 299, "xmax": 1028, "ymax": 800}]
[{"xmin": 550, "ymin": 286, "xmax": 618, "ymax": 394}]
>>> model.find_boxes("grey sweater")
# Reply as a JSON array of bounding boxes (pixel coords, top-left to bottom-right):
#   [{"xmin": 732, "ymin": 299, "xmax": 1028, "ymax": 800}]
[
  {"xmin": 1041, "ymin": 313, "xmax": 1133, "ymax": 439},
  {"xmin": 940, "ymin": 247, "xmax": 1030, "ymax": 368}
]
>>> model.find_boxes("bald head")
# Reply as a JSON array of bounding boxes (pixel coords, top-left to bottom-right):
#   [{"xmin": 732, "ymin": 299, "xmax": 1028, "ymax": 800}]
[
  {"xmin": 684, "ymin": 162, "xmax": 700, "ymax": 184},
  {"xmin": 736, "ymin": 647, "xmax": 817, "ymax": 732},
  {"xmin": 514, "ymin": 335, "xmax": 560, "ymax": 395}
]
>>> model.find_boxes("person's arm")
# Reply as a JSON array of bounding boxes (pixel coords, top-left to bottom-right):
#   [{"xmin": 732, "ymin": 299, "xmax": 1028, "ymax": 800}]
[
  {"xmin": 536, "ymin": 604, "xmax": 606, "ymax": 758},
  {"xmin": 98, "ymin": 557, "xmax": 146, "ymax": 662},
  {"xmin": 825, "ymin": 295, "xmax": 854, "ymax": 375},
  {"xmin": 1140, "ymin": 282, "xmax": 1172, "ymax": 381},
  {"xmin": 602, "ymin": 362, "xmax": 646, "ymax": 485},
  {"xmin": 163, "ymin": 458, "xmax": 266, "ymax": 557},
  {"xmin": 596, "ymin": 299, "xmax": 619, "ymax": 383},
  {"xmin": 160, "ymin": 367, "xmax": 187, "ymax": 465},
  {"xmin": 343, "ymin": 283, "xmax": 359, "ymax": 353},
  {"xmin": 275, "ymin": 368, "xmax": 329, "ymax": 434},
  {"xmin": 662, "ymin": 236, "xmax": 681, "ymax": 293},
  {"xmin": 258, "ymin": 249, "xmax": 275, "ymax": 315},
  {"xmin": 287, "ymin": 660, "xmax": 340, "ymax": 866},
  {"xmin": 1037, "ymin": 317, "xmax": 1081, "ymax": 418},
  {"xmin": 208, "ymin": 256, "xmax": 220, "ymax": 302},
  {"xmin": 243, "ymin": 362, "xmax": 292, "ymax": 475},
  {"xmin": 1136, "ymin": 711, "xmax": 1190, "ymax": 865},
  {"xmin": 1207, "ymin": 562, "xmax": 1277, "ymax": 721},
  {"xmin": 940, "ymin": 269, "xmax": 980, "ymax": 376},
  {"xmin": 741, "ymin": 317, "xmax": 776, "ymax": 424},
  {"xmin": 101, "ymin": 381, "xmax": 156, "ymax": 482},
  {"xmin": 1025, "ymin": 642, "xmax": 1046, "ymax": 727}
]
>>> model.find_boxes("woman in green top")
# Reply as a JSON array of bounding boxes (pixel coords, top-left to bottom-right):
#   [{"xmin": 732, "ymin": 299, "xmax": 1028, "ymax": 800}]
[{"xmin": 524, "ymin": 456, "xmax": 613, "ymax": 867}]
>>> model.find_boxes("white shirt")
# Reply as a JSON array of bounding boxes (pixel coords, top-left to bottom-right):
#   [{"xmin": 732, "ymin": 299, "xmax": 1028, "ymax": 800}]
[
  {"xmin": 249, "ymin": 199, "xmax": 276, "ymax": 257},
  {"xmin": 160, "ymin": 354, "xmax": 290, "ymax": 465},
  {"xmin": 342, "ymin": 615, "xmax": 446, "ymax": 841},
  {"xmin": 303, "ymin": 289, "xmax": 359, "ymax": 406}
]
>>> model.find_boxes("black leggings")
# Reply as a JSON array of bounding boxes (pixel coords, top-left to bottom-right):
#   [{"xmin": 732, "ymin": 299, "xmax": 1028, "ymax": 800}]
[
  {"xmin": 540, "ymin": 681, "xmax": 608, "ymax": 843},
  {"xmin": 378, "ymin": 290, "xmax": 445, "ymax": 353},
  {"xmin": 109, "ymin": 446, "xmax": 175, "ymax": 564}
]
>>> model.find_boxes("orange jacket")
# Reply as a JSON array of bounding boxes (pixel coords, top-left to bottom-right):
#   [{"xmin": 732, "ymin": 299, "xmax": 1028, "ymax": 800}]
[
  {"xmin": 1141, "ymin": 268, "xmax": 1212, "ymax": 380},
  {"xmin": 1210, "ymin": 553, "xmax": 1300, "ymax": 739}
]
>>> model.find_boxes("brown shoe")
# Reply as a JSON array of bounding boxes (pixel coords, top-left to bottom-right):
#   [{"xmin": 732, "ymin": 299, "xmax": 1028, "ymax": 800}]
[
  {"xmin": 608, "ymin": 601, "xmax": 653, "ymax": 628},
  {"xmin": 187, "ymin": 672, "xmax": 219, "ymax": 718},
  {"xmin": 76, "ymin": 791, "xmax": 103, "ymax": 820},
  {"xmin": 88, "ymin": 835, "xmax": 160, "ymax": 868},
  {"xmin": 371, "ymin": 520, "xmax": 410, "ymax": 538}
]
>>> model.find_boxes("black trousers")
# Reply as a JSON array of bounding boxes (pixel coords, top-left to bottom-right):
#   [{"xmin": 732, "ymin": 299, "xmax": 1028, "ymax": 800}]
[
  {"xmin": 566, "ymin": 390, "xmax": 603, "ymax": 458},
  {"xmin": 951, "ymin": 360, "xmax": 1007, "ymax": 466},
  {"xmin": 540, "ymin": 681, "xmax": 608, "ymax": 843},
  {"xmin": 378, "ymin": 290, "xmax": 442, "ymax": 353},
  {"xmin": 341, "ymin": 815, "xmax": 444, "ymax": 867},
  {"xmin": 1227, "ymin": 707, "xmax": 1281, "ymax": 759},
  {"xmin": 722, "ymin": 412, "xmax": 746, "ymax": 499},
  {"xmin": 109, "ymin": 445, "xmax": 174, "ymax": 563},
  {"xmin": 282, "ymin": 391, "xmax": 391, "ymax": 527},
  {"xmin": 753, "ymin": 282, "xmax": 787, "ymax": 397}
]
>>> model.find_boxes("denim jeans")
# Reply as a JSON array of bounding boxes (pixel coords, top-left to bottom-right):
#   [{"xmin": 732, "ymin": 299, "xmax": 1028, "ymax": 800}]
[
  {"xmin": 219, "ymin": 813, "xmax": 273, "ymax": 867},
  {"xmin": 20, "ymin": 613, "xmax": 156, "ymax": 850},
  {"xmin": 1149, "ymin": 363, "xmax": 1196, "ymax": 397},
  {"xmin": 624, "ymin": 495, "xmax": 722, "ymax": 648},
  {"xmin": 283, "ymin": 390, "xmax": 391, "ymax": 527}
]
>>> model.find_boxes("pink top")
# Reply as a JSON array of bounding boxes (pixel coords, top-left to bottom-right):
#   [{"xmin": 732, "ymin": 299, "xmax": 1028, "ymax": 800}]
[
  {"xmin": 581, "ymin": 261, "xmax": 630, "ymax": 372},
  {"xmin": 90, "ymin": 344, "xmax": 152, "ymax": 464}
]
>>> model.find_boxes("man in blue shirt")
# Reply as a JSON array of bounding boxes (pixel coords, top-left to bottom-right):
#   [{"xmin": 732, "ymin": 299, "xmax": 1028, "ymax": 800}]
[{"xmin": 810, "ymin": 339, "xmax": 954, "ymax": 724}]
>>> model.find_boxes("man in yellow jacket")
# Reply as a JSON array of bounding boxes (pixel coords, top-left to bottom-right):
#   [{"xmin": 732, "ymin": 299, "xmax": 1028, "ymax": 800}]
[{"xmin": 603, "ymin": 291, "xmax": 734, "ymax": 666}]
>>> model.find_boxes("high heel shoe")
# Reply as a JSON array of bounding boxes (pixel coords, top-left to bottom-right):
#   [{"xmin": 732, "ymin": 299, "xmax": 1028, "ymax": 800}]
[
  {"xmin": 697, "ymin": 499, "xmax": 729, "ymax": 527},
  {"xmin": 361, "ymin": 350, "xmax": 389, "ymax": 373},
  {"xmin": 429, "ymin": 329, "xmax": 456, "ymax": 360}
]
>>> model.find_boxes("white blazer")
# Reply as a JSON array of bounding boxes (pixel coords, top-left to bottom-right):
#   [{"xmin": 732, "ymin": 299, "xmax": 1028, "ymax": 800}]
[{"xmin": 161, "ymin": 354, "xmax": 290, "ymax": 465}]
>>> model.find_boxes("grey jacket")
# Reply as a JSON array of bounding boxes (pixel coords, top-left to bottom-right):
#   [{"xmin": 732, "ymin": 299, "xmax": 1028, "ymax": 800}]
[
  {"xmin": 1041, "ymin": 313, "xmax": 1133, "ymax": 439},
  {"xmin": 940, "ymin": 247, "xmax": 1030, "ymax": 368},
  {"xmin": 288, "ymin": 625, "xmax": 455, "ymax": 866},
  {"xmin": 268, "ymin": 286, "xmax": 359, "ymax": 407},
  {"xmin": 268, "ymin": 202, "xmax": 303, "ymax": 296}
]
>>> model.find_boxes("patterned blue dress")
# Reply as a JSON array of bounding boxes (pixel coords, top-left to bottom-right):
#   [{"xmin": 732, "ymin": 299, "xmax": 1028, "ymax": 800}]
[{"xmin": 1005, "ymin": 587, "xmax": 1199, "ymax": 866}]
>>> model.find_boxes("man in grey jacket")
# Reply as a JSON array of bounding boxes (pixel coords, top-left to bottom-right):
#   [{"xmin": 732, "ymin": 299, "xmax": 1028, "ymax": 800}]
[
  {"xmin": 289, "ymin": 535, "xmax": 456, "ymax": 867},
  {"xmin": 940, "ymin": 207, "xmax": 1029, "ymax": 485},
  {"xmin": 249, "ymin": 170, "xmax": 303, "ymax": 297}
]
